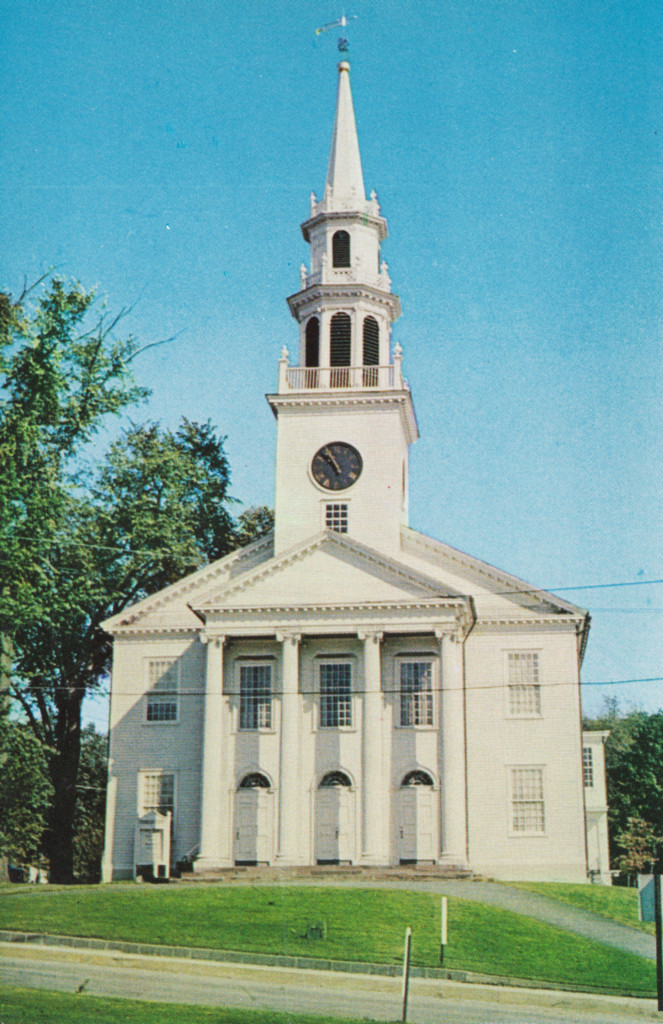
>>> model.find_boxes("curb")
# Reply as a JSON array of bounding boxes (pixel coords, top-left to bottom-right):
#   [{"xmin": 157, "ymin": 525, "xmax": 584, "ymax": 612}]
[{"xmin": 0, "ymin": 930, "xmax": 654, "ymax": 1000}]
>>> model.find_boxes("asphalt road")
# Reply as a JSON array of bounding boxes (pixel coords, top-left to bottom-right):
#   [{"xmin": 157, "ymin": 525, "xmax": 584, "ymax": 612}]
[{"xmin": 0, "ymin": 943, "xmax": 658, "ymax": 1024}]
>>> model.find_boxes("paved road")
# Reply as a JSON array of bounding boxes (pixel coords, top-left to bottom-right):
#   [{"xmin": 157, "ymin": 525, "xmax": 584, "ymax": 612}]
[{"xmin": 0, "ymin": 943, "xmax": 658, "ymax": 1024}]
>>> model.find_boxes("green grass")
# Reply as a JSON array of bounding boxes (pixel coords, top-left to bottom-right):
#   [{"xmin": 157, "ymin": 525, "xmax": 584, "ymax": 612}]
[
  {"xmin": 0, "ymin": 985, "xmax": 391, "ymax": 1024},
  {"xmin": 508, "ymin": 882, "xmax": 655, "ymax": 935},
  {"xmin": 0, "ymin": 884, "xmax": 656, "ymax": 995}
]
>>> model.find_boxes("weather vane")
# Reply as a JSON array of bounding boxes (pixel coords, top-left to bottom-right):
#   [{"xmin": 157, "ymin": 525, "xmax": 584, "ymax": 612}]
[{"xmin": 315, "ymin": 12, "xmax": 357, "ymax": 52}]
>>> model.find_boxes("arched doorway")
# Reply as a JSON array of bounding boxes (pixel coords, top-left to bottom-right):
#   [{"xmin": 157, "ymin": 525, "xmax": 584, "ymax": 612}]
[
  {"xmin": 234, "ymin": 772, "xmax": 274, "ymax": 865},
  {"xmin": 315, "ymin": 770, "xmax": 355, "ymax": 864},
  {"xmin": 398, "ymin": 770, "xmax": 437, "ymax": 864}
]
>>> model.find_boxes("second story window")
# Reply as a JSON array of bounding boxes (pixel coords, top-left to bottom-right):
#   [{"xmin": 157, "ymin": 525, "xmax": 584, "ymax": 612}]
[
  {"xmin": 319, "ymin": 662, "xmax": 353, "ymax": 727},
  {"xmin": 507, "ymin": 652, "xmax": 541, "ymax": 717},
  {"xmin": 141, "ymin": 772, "xmax": 175, "ymax": 816},
  {"xmin": 146, "ymin": 659, "xmax": 179, "ymax": 722},
  {"xmin": 332, "ymin": 230, "xmax": 351, "ymax": 267},
  {"xmin": 399, "ymin": 660, "xmax": 434, "ymax": 726},
  {"xmin": 325, "ymin": 503, "xmax": 348, "ymax": 533},
  {"xmin": 583, "ymin": 747, "xmax": 594, "ymax": 787},
  {"xmin": 239, "ymin": 662, "xmax": 272, "ymax": 730}
]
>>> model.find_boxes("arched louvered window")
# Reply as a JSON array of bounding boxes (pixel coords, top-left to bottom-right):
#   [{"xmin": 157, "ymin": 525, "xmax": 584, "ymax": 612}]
[
  {"xmin": 330, "ymin": 312, "xmax": 351, "ymax": 367},
  {"xmin": 332, "ymin": 230, "xmax": 351, "ymax": 268},
  {"xmin": 239, "ymin": 772, "xmax": 271, "ymax": 790},
  {"xmin": 305, "ymin": 317, "xmax": 319, "ymax": 367},
  {"xmin": 401, "ymin": 770, "xmax": 435, "ymax": 787},
  {"xmin": 363, "ymin": 317, "xmax": 379, "ymax": 365},
  {"xmin": 320, "ymin": 770, "xmax": 352, "ymax": 788}
]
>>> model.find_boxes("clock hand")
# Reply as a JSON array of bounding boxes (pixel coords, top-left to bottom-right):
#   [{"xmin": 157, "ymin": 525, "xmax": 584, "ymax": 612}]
[{"xmin": 322, "ymin": 447, "xmax": 342, "ymax": 475}]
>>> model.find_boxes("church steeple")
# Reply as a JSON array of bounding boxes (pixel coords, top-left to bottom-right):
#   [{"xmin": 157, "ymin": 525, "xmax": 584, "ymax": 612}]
[
  {"xmin": 269, "ymin": 60, "xmax": 417, "ymax": 558},
  {"xmin": 324, "ymin": 60, "xmax": 365, "ymax": 207}
]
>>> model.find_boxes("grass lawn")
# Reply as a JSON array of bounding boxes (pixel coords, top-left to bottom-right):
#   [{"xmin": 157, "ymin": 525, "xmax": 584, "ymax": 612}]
[
  {"xmin": 508, "ymin": 882, "xmax": 655, "ymax": 935},
  {"xmin": 0, "ymin": 884, "xmax": 655, "ymax": 995},
  {"xmin": 0, "ymin": 985, "xmax": 391, "ymax": 1024}
]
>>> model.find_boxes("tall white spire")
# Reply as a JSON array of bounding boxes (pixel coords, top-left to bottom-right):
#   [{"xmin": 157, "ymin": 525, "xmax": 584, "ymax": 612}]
[{"xmin": 324, "ymin": 61, "xmax": 365, "ymax": 206}]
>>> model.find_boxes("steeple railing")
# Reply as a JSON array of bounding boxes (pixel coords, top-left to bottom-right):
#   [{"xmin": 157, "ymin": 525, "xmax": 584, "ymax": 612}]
[{"xmin": 278, "ymin": 357, "xmax": 407, "ymax": 394}]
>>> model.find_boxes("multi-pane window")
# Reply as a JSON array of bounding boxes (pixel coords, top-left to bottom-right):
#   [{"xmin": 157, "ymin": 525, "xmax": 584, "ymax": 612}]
[
  {"xmin": 142, "ymin": 772, "xmax": 175, "ymax": 815},
  {"xmin": 325, "ymin": 503, "xmax": 348, "ymax": 533},
  {"xmin": 319, "ymin": 662, "xmax": 353, "ymax": 728},
  {"xmin": 511, "ymin": 767, "xmax": 545, "ymax": 834},
  {"xmin": 507, "ymin": 652, "xmax": 541, "ymax": 717},
  {"xmin": 146, "ymin": 659, "xmax": 179, "ymax": 722},
  {"xmin": 400, "ymin": 661, "xmax": 434, "ymax": 727},
  {"xmin": 583, "ymin": 747, "xmax": 594, "ymax": 787},
  {"xmin": 239, "ymin": 663, "xmax": 272, "ymax": 730}
]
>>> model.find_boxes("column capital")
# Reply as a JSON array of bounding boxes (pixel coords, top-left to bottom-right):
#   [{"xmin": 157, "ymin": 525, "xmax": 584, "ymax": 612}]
[
  {"xmin": 276, "ymin": 631, "xmax": 302, "ymax": 646},
  {"xmin": 201, "ymin": 632, "xmax": 226, "ymax": 649},
  {"xmin": 434, "ymin": 627, "xmax": 460, "ymax": 643},
  {"xmin": 358, "ymin": 629, "xmax": 383, "ymax": 644}
]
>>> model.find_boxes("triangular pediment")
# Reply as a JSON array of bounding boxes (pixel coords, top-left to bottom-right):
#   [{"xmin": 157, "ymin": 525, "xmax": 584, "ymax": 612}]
[{"xmin": 194, "ymin": 532, "xmax": 460, "ymax": 612}]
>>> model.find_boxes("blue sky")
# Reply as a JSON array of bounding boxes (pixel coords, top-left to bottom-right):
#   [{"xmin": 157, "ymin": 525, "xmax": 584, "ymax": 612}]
[{"xmin": 1, "ymin": 0, "xmax": 661, "ymax": 728}]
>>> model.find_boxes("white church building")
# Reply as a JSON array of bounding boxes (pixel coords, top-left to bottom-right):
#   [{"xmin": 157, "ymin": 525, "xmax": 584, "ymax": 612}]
[{"xmin": 102, "ymin": 62, "xmax": 610, "ymax": 883}]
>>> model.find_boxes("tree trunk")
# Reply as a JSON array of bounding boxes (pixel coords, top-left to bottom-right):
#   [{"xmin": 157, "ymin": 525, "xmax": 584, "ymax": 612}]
[{"xmin": 46, "ymin": 688, "xmax": 84, "ymax": 883}]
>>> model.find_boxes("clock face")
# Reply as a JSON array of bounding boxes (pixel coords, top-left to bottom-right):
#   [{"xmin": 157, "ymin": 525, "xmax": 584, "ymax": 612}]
[{"xmin": 311, "ymin": 442, "xmax": 363, "ymax": 491}]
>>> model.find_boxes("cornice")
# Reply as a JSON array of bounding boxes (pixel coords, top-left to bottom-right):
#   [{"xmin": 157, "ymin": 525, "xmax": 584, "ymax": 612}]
[
  {"xmin": 112, "ymin": 627, "xmax": 201, "ymax": 640},
  {"xmin": 287, "ymin": 283, "xmax": 401, "ymax": 322},
  {"xmin": 300, "ymin": 210, "xmax": 388, "ymax": 243},
  {"xmin": 266, "ymin": 390, "xmax": 419, "ymax": 444}
]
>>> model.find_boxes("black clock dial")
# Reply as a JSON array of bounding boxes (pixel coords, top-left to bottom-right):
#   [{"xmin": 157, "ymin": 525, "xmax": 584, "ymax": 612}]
[{"xmin": 311, "ymin": 442, "xmax": 363, "ymax": 491}]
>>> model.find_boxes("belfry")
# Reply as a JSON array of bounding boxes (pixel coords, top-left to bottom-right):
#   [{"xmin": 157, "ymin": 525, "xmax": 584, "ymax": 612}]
[{"xmin": 102, "ymin": 62, "xmax": 609, "ymax": 883}]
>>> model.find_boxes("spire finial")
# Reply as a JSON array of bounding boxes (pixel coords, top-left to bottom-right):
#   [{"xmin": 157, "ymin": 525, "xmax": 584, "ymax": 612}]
[{"xmin": 315, "ymin": 12, "xmax": 357, "ymax": 52}]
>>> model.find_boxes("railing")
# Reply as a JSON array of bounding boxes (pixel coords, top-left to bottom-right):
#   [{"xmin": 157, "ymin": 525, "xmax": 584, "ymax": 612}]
[{"xmin": 280, "ymin": 363, "xmax": 405, "ymax": 393}]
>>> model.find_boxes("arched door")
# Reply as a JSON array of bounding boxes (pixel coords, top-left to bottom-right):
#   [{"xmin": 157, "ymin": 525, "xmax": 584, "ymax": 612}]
[
  {"xmin": 398, "ymin": 770, "xmax": 437, "ymax": 864},
  {"xmin": 315, "ymin": 771, "xmax": 355, "ymax": 864},
  {"xmin": 234, "ymin": 773, "xmax": 273, "ymax": 865}
]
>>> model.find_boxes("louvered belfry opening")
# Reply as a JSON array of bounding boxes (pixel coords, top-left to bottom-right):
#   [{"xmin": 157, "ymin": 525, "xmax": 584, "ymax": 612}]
[
  {"xmin": 330, "ymin": 311, "xmax": 351, "ymax": 386},
  {"xmin": 363, "ymin": 315, "xmax": 379, "ymax": 385},
  {"xmin": 305, "ymin": 317, "xmax": 320, "ymax": 367},
  {"xmin": 332, "ymin": 230, "xmax": 351, "ymax": 268}
]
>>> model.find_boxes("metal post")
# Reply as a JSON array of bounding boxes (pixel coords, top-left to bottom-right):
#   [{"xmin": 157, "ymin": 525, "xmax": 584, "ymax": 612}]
[
  {"xmin": 655, "ymin": 873, "xmax": 663, "ymax": 1012},
  {"xmin": 440, "ymin": 896, "xmax": 448, "ymax": 965},
  {"xmin": 401, "ymin": 926, "xmax": 412, "ymax": 1023}
]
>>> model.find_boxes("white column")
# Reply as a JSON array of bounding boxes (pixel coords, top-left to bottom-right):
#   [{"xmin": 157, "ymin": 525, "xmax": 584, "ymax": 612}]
[
  {"xmin": 438, "ymin": 630, "xmax": 468, "ymax": 866},
  {"xmin": 196, "ymin": 634, "xmax": 225, "ymax": 871},
  {"xmin": 276, "ymin": 632, "xmax": 301, "ymax": 864},
  {"xmin": 360, "ymin": 630, "xmax": 384, "ymax": 863}
]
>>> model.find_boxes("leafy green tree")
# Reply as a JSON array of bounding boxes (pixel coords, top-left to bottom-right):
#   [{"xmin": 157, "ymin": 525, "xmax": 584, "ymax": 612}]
[
  {"xmin": 234, "ymin": 505, "xmax": 274, "ymax": 547},
  {"xmin": 585, "ymin": 700, "xmax": 663, "ymax": 873},
  {"xmin": 72, "ymin": 725, "xmax": 108, "ymax": 882},
  {"xmin": 0, "ymin": 719, "xmax": 53, "ymax": 867},
  {"xmin": 614, "ymin": 816, "xmax": 662, "ymax": 876}
]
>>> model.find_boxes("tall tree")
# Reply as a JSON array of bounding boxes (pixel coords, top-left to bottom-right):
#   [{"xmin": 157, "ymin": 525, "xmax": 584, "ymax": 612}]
[
  {"xmin": 0, "ymin": 718, "xmax": 53, "ymax": 869},
  {"xmin": 585, "ymin": 700, "xmax": 663, "ymax": 874}
]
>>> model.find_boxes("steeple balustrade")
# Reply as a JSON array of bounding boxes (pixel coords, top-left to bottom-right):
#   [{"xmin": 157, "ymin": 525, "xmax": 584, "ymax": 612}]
[{"xmin": 280, "ymin": 362, "xmax": 405, "ymax": 393}]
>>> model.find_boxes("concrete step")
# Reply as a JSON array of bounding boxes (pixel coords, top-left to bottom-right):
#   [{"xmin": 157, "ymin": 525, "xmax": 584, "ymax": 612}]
[{"xmin": 175, "ymin": 863, "xmax": 475, "ymax": 884}]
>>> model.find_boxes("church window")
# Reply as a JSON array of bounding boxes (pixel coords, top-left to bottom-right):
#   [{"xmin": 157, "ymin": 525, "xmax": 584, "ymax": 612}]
[
  {"xmin": 239, "ymin": 663, "xmax": 272, "ymax": 730},
  {"xmin": 401, "ymin": 770, "xmax": 434, "ymax": 787},
  {"xmin": 141, "ymin": 772, "xmax": 175, "ymax": 816},
  {"xmin": 332, "ymin": 230, "xmax": 351, "ymax": 268},
  {"xmin": 305, "ymin": 317, "xmax": 320, "ymax": 367},
  {"xmin": 319, "ymin": 662, "xmax": 353, "ymax": 728},
  {"xmin": 330, "ymin": 313, "xmax": 351, "ymax": 385},
  {"xmin": 510, "ymin": 767, "xmax": 545, "ymax": 834},
  {"xmin": 362, "ymin": 316, "xmax": 380, "ymax": 385},
  {"xmin": 399, "ymin": 660, "xmax": 434, "ymax": 727},
  {"xmin": 239, "ymin": 772, "xmax": 271, "ymax": 789},
  {"xmin": 146, "ymin": 659, "xmax": 179, "ymax": 723},
  {"xmin": 507, "ymin": 652, "xmax": 541, "ymax": 717},
  {"xmin": 320, "ymin": 770, "xmax": 352, "ymax": 787},
  {"xmin": 583, "ymin": 747, "xmax": 594, "ymax": 788},
  {"xmin": 325, "ymin": 503, "xmax": 348, "ymax": 533}
]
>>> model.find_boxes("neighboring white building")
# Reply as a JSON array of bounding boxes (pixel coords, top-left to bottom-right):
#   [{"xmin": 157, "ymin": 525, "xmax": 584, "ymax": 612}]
[{"xmin": 102, "ymin": 62, "xmax": 608, "ymax": 883}]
